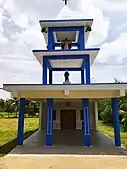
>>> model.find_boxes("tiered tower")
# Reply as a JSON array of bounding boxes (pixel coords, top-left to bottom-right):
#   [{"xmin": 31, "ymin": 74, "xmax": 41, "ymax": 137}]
[
  {"xmin": 3, "ymin": 1, "xmax": 123, "ymax": 148},
  {"xmin": 33, "ymin": 1, "xmax": 100, "ymax": 147}
]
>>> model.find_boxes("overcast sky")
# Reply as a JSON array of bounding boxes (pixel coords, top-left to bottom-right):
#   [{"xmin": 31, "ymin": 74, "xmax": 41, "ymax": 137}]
[{"xmin": 0, "ymin": 0, "xmax": 127, "ymax": 99}]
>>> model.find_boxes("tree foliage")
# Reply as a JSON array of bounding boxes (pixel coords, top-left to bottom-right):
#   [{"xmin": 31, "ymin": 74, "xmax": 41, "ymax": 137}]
[
  {"xmin": 98, "ymin": 78, "xmax": 127, "ymax": 130},
  {"xmin": 0, "ymin": 98, "xmax": 39, "ymax": 118}
]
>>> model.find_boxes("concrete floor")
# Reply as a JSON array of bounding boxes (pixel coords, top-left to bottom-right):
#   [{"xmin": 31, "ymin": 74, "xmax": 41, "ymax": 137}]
[
  {"xmin": 23, "ymin": 130, "xmax": 114, "ymax": 147},
  {"xmin": 9, "ymin": 130, "xmax": 127, "ymax": 155}
]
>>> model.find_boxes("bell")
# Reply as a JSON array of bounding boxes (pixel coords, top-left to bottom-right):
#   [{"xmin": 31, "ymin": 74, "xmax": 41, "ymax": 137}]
[
  {"xmin": 85, "ymin": 25, "xmax": 92, "ymax": 32},
  {"xmin": 41, "ymin": 27, "xmax": 47, "ymax": 33}
]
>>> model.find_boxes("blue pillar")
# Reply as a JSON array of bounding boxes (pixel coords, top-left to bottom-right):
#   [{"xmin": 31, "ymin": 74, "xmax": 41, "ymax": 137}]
[
  {"xmin": 49, "ymin": 70, "xmax": 52, "ymax": 84},
  {"xmin": 81, "ymin": 69, "xmax": 85, "ymax": 84},
  {"xmin": 17, "ymin": 98, "xmax": 25, "ymax": 146},
  {"xmin": 48, "ymin": 27, "xmax": 54, "ymax": 51},
  {"xmin": 85, "ymin": 55, "xmax": 90, "ymax": 84},
  {"xmin": 45, "ymin": 98, "xmax": 54, "ymax": 146},
  {"xmin": 43, "ymin": 57, "xmax": 47, "ymax": 84},
  {"xmin": 78, "ymin": 26, "xmax": 85, "ymax": 50},
  {"xmin": 112, "ymin": 98, "xmax": 121, "ymax": 147},
  {"xmin": 82, "ymin": 98, "xmax": 91, "ymax": 146}
]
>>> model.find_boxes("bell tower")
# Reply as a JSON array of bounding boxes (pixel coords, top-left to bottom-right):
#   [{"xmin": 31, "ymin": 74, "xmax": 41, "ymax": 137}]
[{"xmin": 33, "ymin": 2, "xmax": 100, "ymax": 147}]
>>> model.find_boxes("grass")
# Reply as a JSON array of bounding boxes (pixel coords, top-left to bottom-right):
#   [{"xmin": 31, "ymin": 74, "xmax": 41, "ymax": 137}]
[
  {"xmin": 98, "ymin": 121, "xmax": 127, "ymax": 149},
  {"xmin": 0, "ymin": 117, "xmax": 127, "ymax": 157},
  {"xmin": 0, "ymin": 117, "xmax": 38, "ymax": 157}
]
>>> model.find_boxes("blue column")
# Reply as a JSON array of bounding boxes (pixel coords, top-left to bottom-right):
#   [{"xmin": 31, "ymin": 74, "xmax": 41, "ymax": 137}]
[
  {"xmin": 112, "ymin": 98, "xmax": 121, "ymax": 147},
  {"xmin": 45, "ymin": 98, "xmax": 54, "ymax": 146},
  {"xmin": 17, "ymin": 98, "xmax": 25, "ymax": 146},
  {"xmin": 85, "ymin": 55, "xmax": 90, "ymax": 84},
  {"xmin": 81, "ymin": 69, "xmax": 85, "ymax": 84},
  {"xmin": 48, "ymin": 27, "xmax": 54, "ymax": 51},
  {"xmin": 78, "ymin": 26, "xmax": 85, "ymax": 50},
  {"xmin": 43, "ymin": 57, "xmax": 47, "ymax": 84},
  {"xmin": 82, "ymin": 98, "xmax": 91, "ymax": 146},
  {"xmin": 49, "ymin": 70, "xmax": 52, "ymax": 84}
]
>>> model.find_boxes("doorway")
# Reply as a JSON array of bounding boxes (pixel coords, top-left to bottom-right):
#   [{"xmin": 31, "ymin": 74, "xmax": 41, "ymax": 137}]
[{"xmin": 61, "ymin": 110, "xmax": 76, "ymax": 130}]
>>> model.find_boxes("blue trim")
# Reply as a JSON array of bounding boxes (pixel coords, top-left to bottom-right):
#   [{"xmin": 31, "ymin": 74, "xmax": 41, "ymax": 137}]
[
  {"xmin": 51, "ymin": 26, "xmax": 84, "ymax": 32},
  {"xmin": 85, "ymin": 55, "xmax": 90, "ymax": 84},
  {"xmin": 112, "ymin": 98, "xmax": 121, "ymax": 147},
  {"xmin": 47, "ymin": 60, "xmax": 52, "ymax": 70},
  {"xmin": 45, "ymin": 55, "xmax": 86, "ymax": 60},
  {"xmin": 49, "ymin": 70, "xmax": 52, "ymax": 84},
  {"xmin": 81, "ymin": 69, "xmax": 85, "ymax": 84},
  {"xmin": 42, "ymin": 57, "xmax": 47, "ymax": 84},
  {"xmin": 46, "ymin": 98, "xmax": 53, "ymax": 146},
  {"xmin": 78, "ymin": 26, "xmax": 85, "ymax": 50},
  {"xmin": 17, "ymin": 98, "xmax": 25, "ymax": 145},
  {"xmin": 82, "ymin": 98, "xmax": 91, "ymax": 147},
  {"xmin": 48, "ymin": 27, "xmax": 54, "ymax": 51},
  {"xmin": 52, "ymin": 68, "xmax": 81, "ymax": 71},
  {"xmin": 81, "ymin": 59, "xmax": 85, "ymax": 70},
  {"xmin": 33, "ymin": 48, "xmax": 100, "ymax": 53},
  {"xmin": 39, "ymin": 19, "xmax": 93, "ymax": 23},
  {"xmin": 3, "ymin": 83, "xmax": 127, "ymax": 86}
]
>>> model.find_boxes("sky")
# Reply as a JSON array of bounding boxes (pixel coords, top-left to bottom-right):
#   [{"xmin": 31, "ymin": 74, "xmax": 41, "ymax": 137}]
[{"xmin": 0, "ymin": 0, "xmax": 127, "ymax": 99}]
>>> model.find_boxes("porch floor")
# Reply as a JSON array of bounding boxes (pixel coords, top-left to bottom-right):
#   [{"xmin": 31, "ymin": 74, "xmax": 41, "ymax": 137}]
[
  {"xmin": 24, "ymin": 130, "xmax": 115, "ymax": 147},
  {"xmin": 9, "ymin": 130, "xmax": 127, "ymax": 155}
]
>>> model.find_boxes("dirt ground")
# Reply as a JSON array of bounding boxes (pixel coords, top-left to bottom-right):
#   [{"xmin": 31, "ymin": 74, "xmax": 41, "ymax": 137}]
[{"xmin": 0, "ymin": 156, "xmax": 127, "ymax": 169}]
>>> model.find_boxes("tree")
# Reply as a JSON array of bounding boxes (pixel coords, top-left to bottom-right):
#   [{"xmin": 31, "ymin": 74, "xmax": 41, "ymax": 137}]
[
  {"xmin": 0, "ymin": 99, "xmax": 5, "ymax": 112},
  {"xmin": 98, "ymin": 99, "xmax": 113, "ymax": 124},
  {"xmin": 98, "ymin": 77, "xmax": 127, "ymax": 130},
  {"xmin": 4, "ymin": 98, "xmax": 19, "ymax": 117},
  {"xmin": 25, "ymin": 100, "xmax": 39, "ymax": 117}
]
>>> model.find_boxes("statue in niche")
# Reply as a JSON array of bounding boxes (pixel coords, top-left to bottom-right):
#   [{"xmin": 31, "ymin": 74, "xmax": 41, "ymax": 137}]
[{"xmin": 64, "ymin": 70, "xmax": 70, "ymax": 82}]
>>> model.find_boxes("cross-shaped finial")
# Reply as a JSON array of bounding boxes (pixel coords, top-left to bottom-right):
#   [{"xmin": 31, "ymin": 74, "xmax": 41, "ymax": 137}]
[{"xmin": 63, "ymin": 0, "xmax": 68, "ymax": 5}]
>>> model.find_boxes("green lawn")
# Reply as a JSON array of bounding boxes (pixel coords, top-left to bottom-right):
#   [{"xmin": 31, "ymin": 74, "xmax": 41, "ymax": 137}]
[
  {"xmin": 0, "ymin": 118, "xmax": 127, "ymax": 157},
  {"xmin": 0, "ymin": 117, "xmax": 38, "ymax": 157},
  {"xmin": 98, "ymin": 121, "xmax": 127, "ymax": 149}
]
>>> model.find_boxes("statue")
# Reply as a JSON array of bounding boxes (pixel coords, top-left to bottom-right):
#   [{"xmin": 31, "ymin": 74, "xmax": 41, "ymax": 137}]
[{"xmin": 64, "ymin": 70, "xmax": 69, "ymax": 82}]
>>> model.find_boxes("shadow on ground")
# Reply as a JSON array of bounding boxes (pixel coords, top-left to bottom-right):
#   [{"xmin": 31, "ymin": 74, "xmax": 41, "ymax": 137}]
[{"xmin": 0, "ymin": 130, "xmax": 37, "ymax": 157}]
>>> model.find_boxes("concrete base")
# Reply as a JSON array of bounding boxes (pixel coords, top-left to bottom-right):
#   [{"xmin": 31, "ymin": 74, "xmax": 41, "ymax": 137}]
[{"xmin": 8, "ymin": 130, "xmax": 127, "ymax": 155}]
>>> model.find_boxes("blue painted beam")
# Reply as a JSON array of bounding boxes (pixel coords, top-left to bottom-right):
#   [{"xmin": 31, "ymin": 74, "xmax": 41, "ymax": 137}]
[
  {"xmin": 49, "ymin": 70, "xmax": 52, "ymax": 84},
  {"xmin": 81, "ymin": 69, "xmax": 85, "ymax": 84},
  {"xmin": 48, "ymin": 27, "xmax": 54, "ymax": 51},
  {"xmin": 46, "ymin": 98, "xmax": 54, "ymax": 147},
  {"xmin": 39, "ymin": 19, "xmax": 93, "ymax": 23},
  {"xmin": 52, "ymin": 26, "xmax": 84, "ymax": 32},
  {"xmin": 17, "ymin": 98, "xmax": 25, "ymax": 146},
  {"xmin": 112, "ymin": 98, "xmax": 121, "ymax": 147},
  {"xmin": 45, "ymin": 55, "xmax": 87, "ymax": 60},
  {"xmin": 52, "ymin": 68, "xmax": 81, "ymax": 71},
  {"xmin": 82, "ymin": 98, "xmax": 91, "ymax": 147},
  {"xmin": 42, "ymin": 57, "xmax": 47, "ymax": 84},
  {"xmin": 81, "ymin": 59, "xmax": 85, "ymax": 70},
  {"xmin": 78, "ymin": 26, "xmax": 85, "ymax": 50},
  {"xmin": 47, "ymin": 60, "xmax": 52, "ymax": 70},
  {"xmin": 33, "ymin": 48, "xmax": 100, "ymax": 53},
  {"xmin": 85, "ymin": 55, "xmax": 90, "ymax": 84}
]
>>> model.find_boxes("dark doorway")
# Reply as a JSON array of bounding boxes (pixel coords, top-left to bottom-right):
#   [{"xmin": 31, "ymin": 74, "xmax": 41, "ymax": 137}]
[{"xmin": 61, "ymin": 110, "xmax": 76, "ymax": 130}]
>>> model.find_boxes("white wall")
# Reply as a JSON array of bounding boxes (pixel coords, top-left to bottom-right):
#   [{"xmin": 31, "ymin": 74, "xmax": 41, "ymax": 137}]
[
  {"xmin": 53, "ymin": 101, "xmax": 82, "ymax": 129},
  {"xmin": 39, "ymin": 100, "xmax": 98, "ymax": 131}
]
